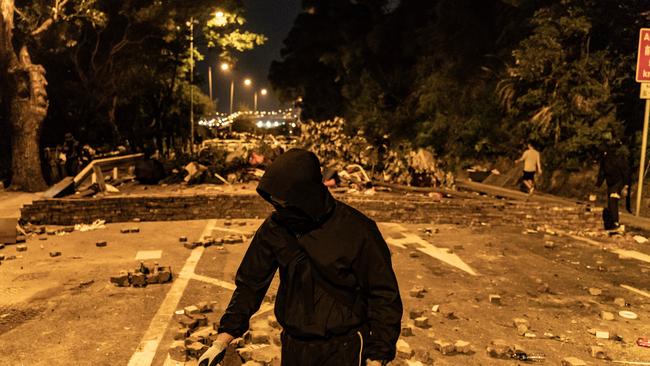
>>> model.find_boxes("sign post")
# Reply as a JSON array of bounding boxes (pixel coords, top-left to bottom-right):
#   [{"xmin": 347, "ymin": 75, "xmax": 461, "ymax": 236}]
[{"xmin": 635, "ymin": 29, "xmax": 650, "ymax": 216}]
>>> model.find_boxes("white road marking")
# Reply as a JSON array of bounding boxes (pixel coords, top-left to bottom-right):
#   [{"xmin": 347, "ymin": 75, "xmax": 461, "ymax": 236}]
[
  {"xmin": 621, "ymin": 284, "xmax": 650, "ymax": 299},
  {"xmin": 212, "ymin": 226, "xmax": 251, "ymax": 235},
  {"xmin": 127, "ymin": 220, "xmax": 216, "ymax": 366},
  {"xmin": 563, "ymin": 232, "xmax": 650, "ymax": 265},
  {"xmin": 135, "ymin": 250, "xmax": 163, "ymax": 260},
  {"xmin": 191, "ymin": 273, "xmax": 236, "ymax": 290},
  {"xmin": 383, "ymin": 223, "xmax": 478, "ymax": 276}
]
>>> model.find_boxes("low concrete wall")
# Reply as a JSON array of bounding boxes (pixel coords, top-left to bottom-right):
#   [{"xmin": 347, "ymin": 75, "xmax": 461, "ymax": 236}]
[{"xmin": 20, "ymin": 193, "xmax": 468, "ymax": 225}]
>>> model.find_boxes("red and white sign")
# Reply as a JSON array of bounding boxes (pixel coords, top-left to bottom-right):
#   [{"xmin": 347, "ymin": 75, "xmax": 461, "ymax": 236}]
[{"xmin": 636, "ymin": 28, "xmax": 650, "ymax": 82}]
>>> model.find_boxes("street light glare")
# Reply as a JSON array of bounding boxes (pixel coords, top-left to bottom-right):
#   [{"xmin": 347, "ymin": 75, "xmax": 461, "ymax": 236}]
[
  {"xmin": 215, "ymin": 11, "xmax": 224, "ymax": 18},
  {"xmin": 260, "ymin": 88, "xmax": 268, "ymax": 95},
  {"xmin": 220, "ymin": 63, "xmax": 230, "ymax": 71},
  {"xmin": 244, "ymin": 78, "xmax": 252, "ymax": 86}
]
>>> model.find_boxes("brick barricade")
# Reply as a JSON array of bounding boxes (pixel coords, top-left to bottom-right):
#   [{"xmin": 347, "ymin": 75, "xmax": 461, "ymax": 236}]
[{"xmin": 19, "ymin": 193, "xmax": 467, "ymax": 225}]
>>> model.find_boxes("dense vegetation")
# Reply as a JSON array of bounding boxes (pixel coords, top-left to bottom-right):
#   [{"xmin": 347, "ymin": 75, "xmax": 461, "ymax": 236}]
[{"xmin": 269, "ymin": 0, "xmax": 650, "ymax": 172}]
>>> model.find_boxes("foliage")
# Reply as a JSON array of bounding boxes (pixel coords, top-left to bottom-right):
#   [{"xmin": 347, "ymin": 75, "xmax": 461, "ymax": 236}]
[{"xmin": 271, "ymin": 0, "xmax": 650, "ymax": 174}]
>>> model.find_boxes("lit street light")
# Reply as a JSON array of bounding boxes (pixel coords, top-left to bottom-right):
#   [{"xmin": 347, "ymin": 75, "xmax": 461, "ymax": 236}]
[
  {"xmin": 244, "ymin": 78, "xmax": 252, "ymax": 86},
  {"xmin": 220, "ymin": 62, "xmax": 229, "ymax": 71},
  {"xmin": 255, "ymin": 88, "xmax": 268, "ymax": 112}
]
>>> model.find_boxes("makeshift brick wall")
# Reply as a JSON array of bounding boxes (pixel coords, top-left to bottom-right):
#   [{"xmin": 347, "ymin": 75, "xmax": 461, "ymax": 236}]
[{"xmin": 20, "ymin": 193, "xmax": 465, "ymax": 225}]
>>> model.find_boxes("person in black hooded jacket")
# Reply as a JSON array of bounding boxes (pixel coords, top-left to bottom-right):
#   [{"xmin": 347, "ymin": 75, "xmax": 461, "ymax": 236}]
[{"xmin": 198, "ymin": 149, "xmax": 402, "ymax": 366}]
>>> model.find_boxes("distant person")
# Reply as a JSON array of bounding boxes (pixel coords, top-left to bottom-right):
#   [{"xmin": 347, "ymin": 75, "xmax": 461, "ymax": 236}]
[
  {"xmin": 596, "ymin": 143, "xmax": 630, "ymax": 231},
  {"xmin": 199, "ymin": 149, "xmax": 402, "ymax": 366},
  {"xmin": 515, "ymin": 142, "xmax": 542, "ymax": 194},
  {"xmin": 62, "ymin": 132, "xmax": 80, "ymax": 176}
]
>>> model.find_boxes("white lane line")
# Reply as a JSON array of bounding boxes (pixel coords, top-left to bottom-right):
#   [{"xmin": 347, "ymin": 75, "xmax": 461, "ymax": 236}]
[
  {"xmin": 212, "ymin": 226, "xmax": 250, "ymax": 235},
  {"xmin": 135, "ymin": 250, "xmax": 163, "ymax": 260},
  {"xmin": 621, "ymin": 284, "xmax": 650, "ymax": 299},
  {"xmin": 382, "ymin": 223, "xmax": 478, "ymax": 276},
  {"xmin": 563, "ymin": 232, "xmax": 650, "ymax": 265},
  {"xmin": 192, "ymin": 273, "xmax": 236, "ymax": 290},
  {"xmin": 127, "ymin": 219, "xmax": 216, "ymax": 366}
]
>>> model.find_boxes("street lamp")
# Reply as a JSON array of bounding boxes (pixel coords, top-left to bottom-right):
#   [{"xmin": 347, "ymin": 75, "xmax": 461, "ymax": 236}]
[
  {"xmin": 255, "ymin": 88, "xmax": 268, "ymax": 112},
  {"xmin": 244, "ymin": 78, "xmax": 252, "ymax": 86},
  {"xmin": 212, "ymin": 62, "xmax": 231, "ymax": 112}
]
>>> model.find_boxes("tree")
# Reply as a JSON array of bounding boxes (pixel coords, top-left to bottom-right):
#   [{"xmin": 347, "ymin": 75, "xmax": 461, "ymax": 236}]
[
  {"xmin": 0, "ymin": 0, "xmax": 104, "ymax": 191},
  {"xmin": 1, "ymin": 0, "xmax": 265, "ymax": 190}
]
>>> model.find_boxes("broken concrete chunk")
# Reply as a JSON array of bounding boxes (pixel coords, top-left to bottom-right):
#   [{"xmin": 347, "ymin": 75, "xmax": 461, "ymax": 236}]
[
  {"xmin": 184, "ymin": 242, "xmax": 199, "ymax": 250},
  {"xmin": 95, "ymin": 241, "xmax": 107, "ymax": 247},
  {"xmin": 409, "ymin": 286, "xmax": 426, "ymax": 298},
  {"xmin": 184, "ymin": 305, "xmax": 200, "ymax": 315},
  {"xmin": 120, "ymin": 228, "xmax": 130, "ymax": 234},
  {"xmin": 561, "ymin": 357, "xmax": 587, "ymax": 366},
  {"xmin": 179, "ymin": 236, "xmax": 188, "ymax": 242},
  {"xmin": 190, "ymin": 313, "xmax": 208, "ymax": 327},
  {"xmin": 173, "ymin": 327, "xmax": 189, "ymax": 340},
  {"xmin": 486, "ymin": 339, "xmax": 512, "ymax": 359},
  {"xmin": 401, "ymin": 324, "xmax": 414, "ymax": 337},
  {"xmin": 168, "ymin": 341, "xmax": 187, "ymax": 362},
  {"xmin": 131, "ymin": 272, "xmax": 147, "ymax": 287},
  {"xmin": 489, "ymin": 294, "xmax": 501, "ymax": 305},
  {"xmin": 414, "ymin": 317, "xmax": 429, "ymax": 328},
  {"xmin": 16, "ymin": 244, "xmax": 27, "ymax": 252},
  {"xmin": 409, "ymin": 309, "xmax": 425, "ymax": 319},
  {"xmin": 110, "ymin": 271, "xmax": 130, "ymax": 287},
  {"xmin": 396, "ymin": 339, "xmax": 413, "ymax": 359},
  {"xmin": 595, "ymin": 331, "xmax": 609, "ymax": 339},
  {"xmin": 433, "ymin": 339, "xmax": 454, "ymax": 355},
  {"xmin": 49, "ymin": 251, "xmax": 61, "ymax": 257},
  {"xmin": 454, "ymin": 340, "xmax": 472, "ymax": 354},
  {"xmin": 600, "ymin": 311, "xmax": 615, "ymax": 321},
  {"xmin": 129, "ymin": 227, "xmax": 140, "ymax": 233},
  {"xmin": 590, "ymin": 345, "xmax": 607, "ymax": 359},
  {"xmin": 186, "ymin": 341, "xmax": 208, "ymax": 359},
  {"xmin": 588, "ymin": 287, "xmax": 602, "ymax": 296},
  {"xmin": 614, "ymin": 297, "xmax": 626, "ymax": 307}
]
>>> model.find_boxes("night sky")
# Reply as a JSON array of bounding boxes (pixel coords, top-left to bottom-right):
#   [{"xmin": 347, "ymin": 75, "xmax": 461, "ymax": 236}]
[{"xmin": 200, "ymin": 1, "xmax": 302, "ymax": 114}]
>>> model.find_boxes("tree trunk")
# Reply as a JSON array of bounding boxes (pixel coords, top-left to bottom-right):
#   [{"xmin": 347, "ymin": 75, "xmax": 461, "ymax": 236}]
[{"xmin": 1, "ymin": 0, "xmax": 48, "ymax": 191}]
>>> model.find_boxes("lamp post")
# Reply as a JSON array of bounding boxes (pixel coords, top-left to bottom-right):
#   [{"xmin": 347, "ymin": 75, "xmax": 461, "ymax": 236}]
[
  {"xmin": 188, "ymin": 17, "xmax": 195, "ymax": 154},
  {"xmin": 257, "ymin": 88, "xmax": 267, "ymax": 112},
  {"xmin": 243, "ymin": 78, "xmax": 252, "ymax": 112}
]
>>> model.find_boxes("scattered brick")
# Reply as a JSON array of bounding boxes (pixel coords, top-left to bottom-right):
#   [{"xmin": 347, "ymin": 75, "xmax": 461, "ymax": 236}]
[
  {"xmin": 95, "ymin": 241, "xmax": 107, "ymax": 247},
  {"xmin": 590, "ymin": 345, "xmax": 607, "ymax": 359},
  {"xmin": 130, "ymin": 227, "xmax": 140, "ymax": 233},
  {"xmin": 614, "ymin": 297, "xmax": 626, "ymax": 307},
  {"xmin": 39, "ymin": 236, "xmax": 47, "ymax": 241},
  {"xmin": 177, "ymin": 316, "xmax": 199, "ymax": 330},
  {"xmin": 184, "ymin": 242, "xmax": 199, "ymax": 249},
  {"xmin": 16, "ymin": 244, "xmax": 27, "ymax": 252},
  {"xmin": 409, "ymin": 286, "xmax": 426, "ymax": 298},
  {"xmin": 172, "ymin": 328, "xmax": 190, "ymax": 340},
  {"xmin": 588, "ymin": 287, "xmax": 602, "ymax": 296},
  {"xmin": 131, "ymin": 272, "xmax": 147, "ymax": 287},
  {"xmin": 396, "ymin": 339, "xmax": 413, "ymax": 359},
  {"xmin": 16, "ymin": 235, "xmax": 26, "ymax": 242},
  {"xmin": 267, "ymin": 315, "xmax": 280, "ymax": 329},
  {"xmin": 454, "ymin": 340, "xmax": 472, "ymax": 354},
  {"xmin": 248, "ymin": 330, "xmax": 271, "ymax": 344},
  {"xmin": 179, "ymin": 236, "xmax": 188, "ymax": 242},
  {"xmin": 49, "ymin": 251, "xmax": 61, "ymax": 257},
  {"xmin": 110, "ymin": 271, "xmax": 131, "ymax": 287},
  {"xmin": 168, "ymin": 341, "xmax": 187, "ymax": 362},
  {"xmin": 414, "ymin": 317, "xmax": 429, "ymax": 329},
  {"xmin": 486, "ymin": 339, "xmax": 513, "ymax": 359},
  {"xmin": 120, "ymin": 228, "xmax": 130, "ymax": 234},
  {"xmin": 433, "ymin": 339, "xmax": 454, "ymax": 355},
  {"xmin": 409, "ymin": 309, "xmax": 425, "ymax": 319},
  {"xmin": 489, "ymin": 294, "xmax": 501, "ymax": 305},
  {"xmin": 600, "ymin": 311, "xmax": 615, "ymax": 321},
  {"xmin": 184, "ymin": 305, "xmax": 200, "ymax": 315},
  {"xmin": 401, "ymin": 324, "xmax": 414, "ymax": 337}
]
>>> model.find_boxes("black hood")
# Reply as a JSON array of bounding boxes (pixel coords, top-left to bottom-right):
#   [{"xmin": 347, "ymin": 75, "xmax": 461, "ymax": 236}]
[{"xmin": 257, "ymin": 149, "xmax": 335, "ymax": 227}]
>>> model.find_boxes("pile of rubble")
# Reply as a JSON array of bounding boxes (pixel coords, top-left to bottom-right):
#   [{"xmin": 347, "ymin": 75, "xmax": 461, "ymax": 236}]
[
  {"xmin": 169, "ymin": 300, "xmax": 283, "ymax": 365},
  {"xmin": 109, "ymin": 262, "xmax": 172, "ymax": 287}
]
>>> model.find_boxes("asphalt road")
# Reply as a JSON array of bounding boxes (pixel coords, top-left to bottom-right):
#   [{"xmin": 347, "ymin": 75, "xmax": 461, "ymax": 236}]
[{"xmin": 1, "ymin": 192, "xmax": 650, "ymax": 365}]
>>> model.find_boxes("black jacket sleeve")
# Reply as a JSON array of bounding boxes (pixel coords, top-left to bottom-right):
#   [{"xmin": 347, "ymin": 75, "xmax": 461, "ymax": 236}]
[
  {"xmin": 218, "ymin": 228, "xmax": 278, "ymax": 337},
  {"xmin": 355, "ymin": 222, "xmax": 403, "ymax": 361}
]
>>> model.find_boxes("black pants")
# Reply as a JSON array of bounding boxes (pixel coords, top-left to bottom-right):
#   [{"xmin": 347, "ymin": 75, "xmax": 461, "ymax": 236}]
[
  {"xmin": 281, "ymin": 330, "xmax": 363, "ymax": 366},
  {"xmin": 607, "ymin": 186, "xmax": 621, "ymax": 228}
]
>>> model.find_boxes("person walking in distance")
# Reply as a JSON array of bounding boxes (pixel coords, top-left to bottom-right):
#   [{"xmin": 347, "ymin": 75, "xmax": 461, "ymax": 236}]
[
  {"xmin": 199, "ymin": 148, "xmax": 403, "ymax": 366},
  {"xmin": 596, "ymin": 142, "xmax": 630, "ymax": 231},
  {"xmin": 515, "ymin": 142, "xmax": 542, "ymax": 194}
]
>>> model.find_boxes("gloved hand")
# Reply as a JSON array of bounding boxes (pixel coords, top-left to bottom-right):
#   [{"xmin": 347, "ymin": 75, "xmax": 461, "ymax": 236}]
[{"xmin": 197, "ymin": 340, "xmax": 227, "ymax": 366}]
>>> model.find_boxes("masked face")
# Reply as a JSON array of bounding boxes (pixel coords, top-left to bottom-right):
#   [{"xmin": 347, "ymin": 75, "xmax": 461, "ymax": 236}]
[{"xmin": 269, "ymin": 197, "xmax": 315, "ymax": 234}]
